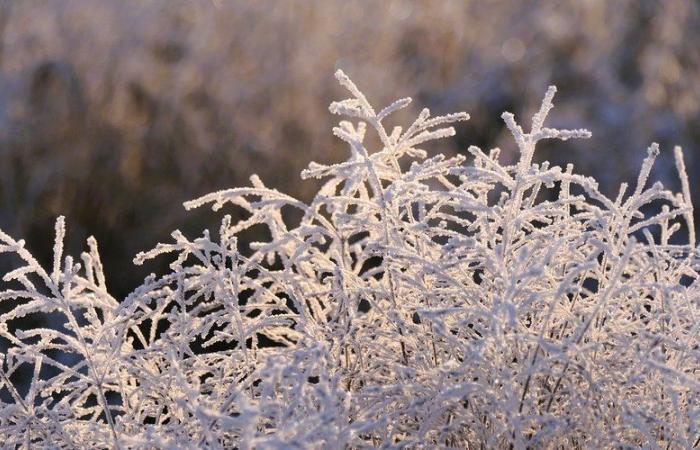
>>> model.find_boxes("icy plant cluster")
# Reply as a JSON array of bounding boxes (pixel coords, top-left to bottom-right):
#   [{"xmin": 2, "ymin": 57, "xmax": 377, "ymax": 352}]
[
  {"xmin": 4, "ymin": 1, "xmax": 699, "ymax": 298},
  {"xmin": 1, "ymin": 71, "xmax": 699, "ymax": 448}
]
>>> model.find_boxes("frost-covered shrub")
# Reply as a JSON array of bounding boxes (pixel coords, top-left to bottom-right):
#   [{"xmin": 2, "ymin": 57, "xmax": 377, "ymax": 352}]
[
  {"xmin": 1, "ymin": 71, "xmax": 699, "ymax": 448},
  {"xmin": 3, "ymin": 0, "xmax": 700, "ymax": 299}
]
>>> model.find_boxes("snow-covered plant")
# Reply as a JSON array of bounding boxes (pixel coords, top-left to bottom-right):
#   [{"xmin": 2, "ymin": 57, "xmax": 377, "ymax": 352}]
[{"xmin": 1, "ymin": 70, "xmax": 699, "ymax": 448}]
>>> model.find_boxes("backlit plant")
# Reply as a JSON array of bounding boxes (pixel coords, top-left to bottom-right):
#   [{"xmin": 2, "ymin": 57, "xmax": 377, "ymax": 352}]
[{"xmin": 1, "ymin": 71, "xmax": 698, "ymax": 448}]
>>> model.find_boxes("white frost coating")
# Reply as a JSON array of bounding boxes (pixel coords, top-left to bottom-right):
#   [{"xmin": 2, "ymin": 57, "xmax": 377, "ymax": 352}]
[{"xmin": 0, "ymin": 71, "xmax": 698, "ymax": 448}]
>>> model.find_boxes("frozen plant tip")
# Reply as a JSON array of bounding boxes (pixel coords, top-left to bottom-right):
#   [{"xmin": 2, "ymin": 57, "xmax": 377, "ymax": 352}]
[{"xmin": 0, "ymin": 71, "xmax": 699, "ymax": 448}]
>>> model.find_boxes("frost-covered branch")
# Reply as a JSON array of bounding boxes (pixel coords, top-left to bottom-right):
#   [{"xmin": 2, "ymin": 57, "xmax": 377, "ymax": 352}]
[{"xmin": 0, "ymin": 71, "xmax": 698, "ymax": 448}]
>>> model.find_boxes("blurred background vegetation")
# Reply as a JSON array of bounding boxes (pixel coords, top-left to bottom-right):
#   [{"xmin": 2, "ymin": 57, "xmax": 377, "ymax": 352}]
[{"xmin": 0, "ymin": 0, "xmax": 698, "ymax": 298}]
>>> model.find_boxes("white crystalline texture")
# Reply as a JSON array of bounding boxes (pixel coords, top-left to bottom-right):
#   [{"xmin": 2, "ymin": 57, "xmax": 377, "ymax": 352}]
[{"xmin": 0, "ymin": 71, "xmax": 699, "ymax": 449}]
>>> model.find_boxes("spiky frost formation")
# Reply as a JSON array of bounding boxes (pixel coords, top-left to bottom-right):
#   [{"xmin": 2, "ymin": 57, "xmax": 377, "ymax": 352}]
[{"xmin": 0, "ymin": 71, "xmax": 699, "ymax": 448}]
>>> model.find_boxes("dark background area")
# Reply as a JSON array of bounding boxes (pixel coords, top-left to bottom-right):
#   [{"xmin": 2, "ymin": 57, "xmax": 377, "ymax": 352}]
[{"xmin": 0, "ymin": 0, "xmax": 698, "ymax": 298}]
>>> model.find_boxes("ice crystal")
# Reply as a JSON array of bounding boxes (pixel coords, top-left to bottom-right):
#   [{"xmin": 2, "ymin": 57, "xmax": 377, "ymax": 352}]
[{"xmin": 1, "ymin": 71, "xmax": 698, "ymax": 448}]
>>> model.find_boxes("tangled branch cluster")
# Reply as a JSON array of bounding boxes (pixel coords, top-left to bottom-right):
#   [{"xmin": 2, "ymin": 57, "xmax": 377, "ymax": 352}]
[{"xmin": 1, "ymin": 71, "xmax": 699, "ymax": 448}]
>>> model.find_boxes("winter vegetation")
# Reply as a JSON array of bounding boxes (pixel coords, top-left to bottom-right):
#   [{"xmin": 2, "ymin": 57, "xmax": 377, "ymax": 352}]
[
  {"xmin": 2, "ymin": 1, "xmax": 699, "ymax": 300},
  {"xmin": 0, "ymin": 69, "xmax": 699, "ymax": 448}
]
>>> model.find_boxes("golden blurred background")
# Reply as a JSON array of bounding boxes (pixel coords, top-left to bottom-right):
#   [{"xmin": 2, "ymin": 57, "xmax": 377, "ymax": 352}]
[{"xmin": 0, "ymin": 0, "xmax": 698, "ymax": 296}]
